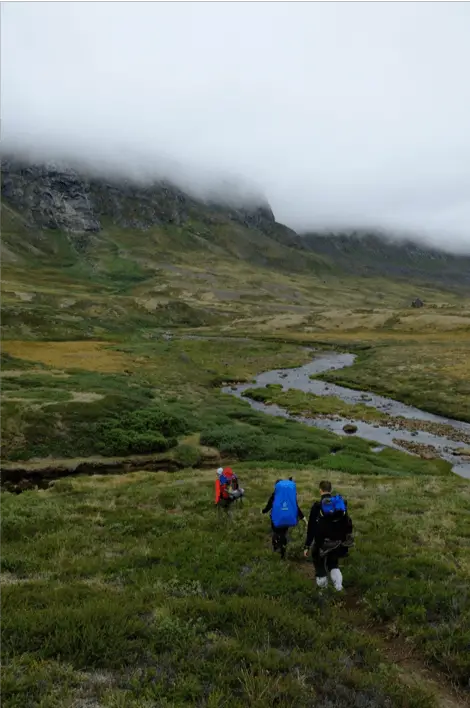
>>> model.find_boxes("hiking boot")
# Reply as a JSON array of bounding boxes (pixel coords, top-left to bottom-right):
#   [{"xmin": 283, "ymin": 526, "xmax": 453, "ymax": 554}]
[{"xmin": 330, "ymin": 568, "xmax": 343, "ymax": 592}]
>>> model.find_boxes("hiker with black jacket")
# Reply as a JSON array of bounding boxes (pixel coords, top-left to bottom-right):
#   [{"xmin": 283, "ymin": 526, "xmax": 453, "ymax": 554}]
[
  {"xmin": 303, "ymin": 480, "xmax": 354, "ymax": 591},
  {"xmin": 262, "ymin": 478, "xmax": 307, "ymax": 559}
]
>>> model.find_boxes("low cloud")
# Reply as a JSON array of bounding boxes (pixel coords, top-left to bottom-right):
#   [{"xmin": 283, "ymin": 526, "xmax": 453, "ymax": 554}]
[{"xmin": 2, "ymin": 3, "xmax": 469, "ymax": 252}]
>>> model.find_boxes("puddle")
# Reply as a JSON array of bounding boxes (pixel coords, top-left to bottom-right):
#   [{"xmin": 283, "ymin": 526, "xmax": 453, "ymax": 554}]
[{"xmin": 223, "ymin": 352, "xmax": 470, "ymax": 479}]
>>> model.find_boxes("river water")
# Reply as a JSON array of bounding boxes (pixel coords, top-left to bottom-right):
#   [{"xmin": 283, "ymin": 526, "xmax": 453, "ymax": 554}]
[{"xmin": 223, "ymin": 351, "xmax": 470, "ymax": 479}]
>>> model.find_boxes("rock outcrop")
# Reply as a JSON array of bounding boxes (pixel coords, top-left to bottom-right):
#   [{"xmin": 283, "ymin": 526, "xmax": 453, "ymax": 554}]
[
  {"xmin": 0, "ymin": 156, "xmax": 285, "ymax": 240},
  {"xmin": 1, "ymin": 159, "xmax": 101, "ymax": 233}
]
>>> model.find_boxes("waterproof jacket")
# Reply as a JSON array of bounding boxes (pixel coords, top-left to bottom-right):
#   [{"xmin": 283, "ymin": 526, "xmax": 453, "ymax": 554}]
[{"xmin": 304, "ymin": 493, "xmax": 353, "ymax": 549}]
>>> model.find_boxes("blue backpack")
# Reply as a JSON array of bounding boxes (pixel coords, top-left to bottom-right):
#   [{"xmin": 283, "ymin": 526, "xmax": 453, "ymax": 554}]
[
  {"xmin": 320, "ymin": 494, "xmax": 346, "ymax": 517},
  {"xmin": 271, "ymin": 480, "xmax": 298, "ymax": 528}
]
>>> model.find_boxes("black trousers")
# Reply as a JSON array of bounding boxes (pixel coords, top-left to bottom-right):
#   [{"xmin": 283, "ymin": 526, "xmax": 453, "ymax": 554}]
[
  {"xmin": 313, "ymin": 547, "xmax": 347, "ymax": 578},
  {"xmin": 271, "ymin": 523, "xmax": 289, "ymax": 557}
]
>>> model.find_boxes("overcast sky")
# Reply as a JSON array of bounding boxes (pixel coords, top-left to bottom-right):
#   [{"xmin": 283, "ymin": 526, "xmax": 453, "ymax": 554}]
[{"xmin": 2, "ymin": 2, "xmax": 470, "ymax": 252}]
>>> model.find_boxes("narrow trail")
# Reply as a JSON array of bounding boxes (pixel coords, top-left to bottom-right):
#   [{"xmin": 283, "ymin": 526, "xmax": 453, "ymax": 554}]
[{"xmin": 297, "ymin": 560, "xmax": 468, "ymax": 708}]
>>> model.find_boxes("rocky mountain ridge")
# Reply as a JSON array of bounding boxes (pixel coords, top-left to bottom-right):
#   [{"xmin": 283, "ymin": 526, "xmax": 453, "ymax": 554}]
[
  {"xmin": 2, "ymin": 155, "xmax": 469, "ymax": 288},
  {"xmin": 1, "ymin": 157, "xmax": 292, "ymax": 239}
]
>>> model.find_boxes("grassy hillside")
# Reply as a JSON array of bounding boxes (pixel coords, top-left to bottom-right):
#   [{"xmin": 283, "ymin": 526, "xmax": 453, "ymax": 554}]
[{"xmin": 2, "ymin": 467, "xmax": 469, "ymax": 707}]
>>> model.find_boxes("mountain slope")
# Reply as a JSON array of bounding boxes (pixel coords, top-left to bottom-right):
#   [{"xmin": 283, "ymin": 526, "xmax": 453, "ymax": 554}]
[
  {"xmin": 3, "ymin": 157, "xmax": 470, "ymax": 290},
  {"xmin": 2, "ymin": 156, "xmax": 470, "ymax": 343},
  {"xmin": 302, "ymin": 231, "xmax": 470, "ymax": 288},
  {"xmin": 0, "ymin": 157, "xmax": 309, "ymax": 269}
]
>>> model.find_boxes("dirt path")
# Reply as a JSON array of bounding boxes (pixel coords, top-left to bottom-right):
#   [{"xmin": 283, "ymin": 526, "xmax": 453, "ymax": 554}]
[{"xmin": 298, "ymin": 561, "xmax": 468, "ymax": 708}]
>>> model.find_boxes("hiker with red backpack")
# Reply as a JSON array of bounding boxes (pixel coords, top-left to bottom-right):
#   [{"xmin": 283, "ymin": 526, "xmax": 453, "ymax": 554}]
[
  {"xmin": 303, "ymin": 480, "xmax": 354, "ymax": 591},
  {"xmin": 262, "ymin": 478, "xmax": 306, "ymax": 559},
  {"xmin": 215, "ymin": 467, "xmax": 244, "ymax": 510}
]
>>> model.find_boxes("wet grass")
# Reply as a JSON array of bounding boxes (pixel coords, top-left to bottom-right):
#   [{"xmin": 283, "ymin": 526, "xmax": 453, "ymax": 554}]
[
  {"xmin": 244, "ymin": 385, "xmax": 384, "ymax": 422},
  {"xmin": 2, "ymin": 468, "xmax": 469, "ymax": 707}
]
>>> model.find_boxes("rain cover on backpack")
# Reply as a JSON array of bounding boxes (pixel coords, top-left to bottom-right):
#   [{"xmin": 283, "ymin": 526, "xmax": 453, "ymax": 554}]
[
  {"xmin": 320, "ymin": 494, "xmax": 346, "ymax": 516},
  {"xmin": 271, "ymin": 480, "xmax": 298, "ymax": 528}
]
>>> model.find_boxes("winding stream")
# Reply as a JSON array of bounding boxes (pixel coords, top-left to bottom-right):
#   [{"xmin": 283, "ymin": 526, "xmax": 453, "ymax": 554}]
[{"xmin": 223, "ymin": 352, "xmax": 470, "ymax": 479}]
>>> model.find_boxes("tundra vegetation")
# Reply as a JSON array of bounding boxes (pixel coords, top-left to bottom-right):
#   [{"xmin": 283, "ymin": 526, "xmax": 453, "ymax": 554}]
[{"xmin": 1, "ymin": 186, "xmax": 470, "ymax": 706}]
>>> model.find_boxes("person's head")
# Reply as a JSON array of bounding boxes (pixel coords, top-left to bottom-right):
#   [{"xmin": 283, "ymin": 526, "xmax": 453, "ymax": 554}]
[
  {"xmin": 319, "ymin": 480, "xmax": 332, "ymax": 496},
  {"xmin": 217, "ymin": 467, "xmax": 223, "ymax": 477}
]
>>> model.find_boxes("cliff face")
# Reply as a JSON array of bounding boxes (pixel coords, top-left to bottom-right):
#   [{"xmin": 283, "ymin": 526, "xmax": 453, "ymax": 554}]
[
  {"xmin": 1, "ymin": 160, "xmax": 101, "ymax": 233},
  {"xmin": 0, "ymin": 157, "xmax": 281, "ymax": 237}
]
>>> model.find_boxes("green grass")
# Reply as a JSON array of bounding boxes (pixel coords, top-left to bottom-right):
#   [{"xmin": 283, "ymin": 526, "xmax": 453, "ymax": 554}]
[
  {"xmin": 0, "ymin": 340, "xmax": 310, "ymax": 461},
  {"xmin": 244, "ymin": 385, "xmax": 384, "ymax": 421},
  {"xmin": 2, "ymin": 467, "xmax": 469, "ymax": 707}
]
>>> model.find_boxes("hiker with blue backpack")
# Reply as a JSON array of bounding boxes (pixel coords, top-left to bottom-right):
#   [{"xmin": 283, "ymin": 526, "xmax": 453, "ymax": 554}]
[
  {"xmin": 262, "ymin": 478, "xmax": 306, "ymax": 559},
  {"xmin": 303, "ymin": 480, "xmax": 354, "ymax": 591}
]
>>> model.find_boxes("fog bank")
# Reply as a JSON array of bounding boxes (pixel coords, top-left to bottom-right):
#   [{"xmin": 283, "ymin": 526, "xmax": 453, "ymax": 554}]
[{"xmin": 2, "ymin": 3, "xmax": 469, "ymax": 252}]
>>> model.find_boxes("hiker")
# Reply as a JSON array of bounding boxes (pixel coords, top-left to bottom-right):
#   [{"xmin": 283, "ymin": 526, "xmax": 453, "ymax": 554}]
[
  {"xmin": 303, "ymin": 480, "xmax": 354, "ymax": 591},
  {"xmin": 215, "ymin": 467, "xmax": 224, "ymax": 504},
  {"xmin": 216, "ymin": 467, "xmax": 244, "ymax": 510},
  {"xmin": 229, "ymin": 471, "xmax": 245, "ymax": 500},
  {"xmin": 262, "ymin": 478, "xmax": 306, "ymax": 559}
]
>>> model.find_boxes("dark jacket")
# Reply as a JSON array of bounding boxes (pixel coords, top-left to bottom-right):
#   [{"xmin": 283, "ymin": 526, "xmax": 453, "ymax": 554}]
[
  {"xmin": 304, "ymin": 493, "xmax": 353, "ymax": 549},
  {"xmin": 262, "ymin": 492, "xmax": 305, "ymax": 526}
]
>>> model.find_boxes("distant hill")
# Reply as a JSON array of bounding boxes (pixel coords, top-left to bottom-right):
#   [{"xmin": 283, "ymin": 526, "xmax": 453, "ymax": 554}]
[{"xmin": 302, "ymin": 231, "xmax": 470, "ymax": 288}]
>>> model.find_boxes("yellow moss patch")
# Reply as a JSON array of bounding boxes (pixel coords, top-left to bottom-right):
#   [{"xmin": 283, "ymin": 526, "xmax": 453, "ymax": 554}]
[{"xmin": 1, "ymin": 341, "xmax": 133, "ymax": 373}]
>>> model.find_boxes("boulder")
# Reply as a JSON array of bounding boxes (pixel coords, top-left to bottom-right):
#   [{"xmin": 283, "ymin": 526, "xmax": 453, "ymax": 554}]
[
  {"xmin": 343, "ymin": 424, "xmax": 358, "ymax": 435},
  {"xmin": 420, "ymin": 451, "xmax": 436, "ymax": 460},
  {"xmin": 411, "ymin": 297, "xmax": 424, "ymax": 308}
]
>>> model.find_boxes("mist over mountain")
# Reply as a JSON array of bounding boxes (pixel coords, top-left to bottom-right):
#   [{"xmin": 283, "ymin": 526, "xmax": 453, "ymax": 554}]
[
  {"xmin": 2, "ymin": 3, "xmax": 470, "ymax": 254},
  {"xmin": 2, "ymin": 154, "xmax": 469, "ymax": 291}
]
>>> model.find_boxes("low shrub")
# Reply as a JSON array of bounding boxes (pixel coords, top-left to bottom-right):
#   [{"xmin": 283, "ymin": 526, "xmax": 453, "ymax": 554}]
[
  {"xmin": 200, "ymin": 424, "xmax": 262, "ymax": 460},
  {"xmin": 117, "ymin": 406, "xmax": 192, "ymax": 439},
  {"xmin": 96, "ymin": 428, "xmax": 173, "ymax": 456},
  {"xmin": 201, "ymin": 424, "xmax": 330, "ymax": 465},
  {"xmin": 174, "ymin": 444, "xmax": 202, "ymax": 468}
]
